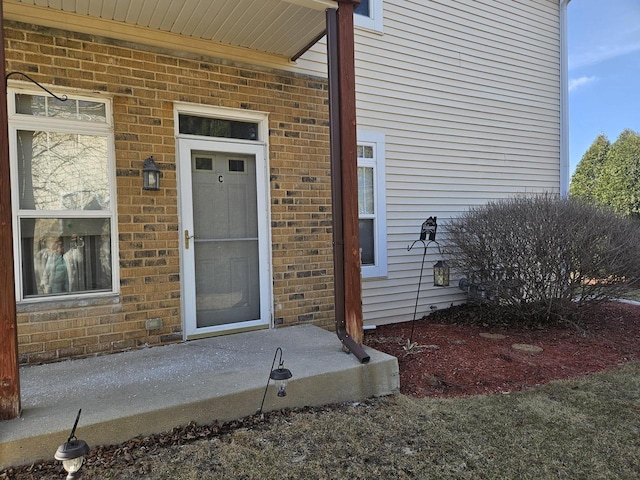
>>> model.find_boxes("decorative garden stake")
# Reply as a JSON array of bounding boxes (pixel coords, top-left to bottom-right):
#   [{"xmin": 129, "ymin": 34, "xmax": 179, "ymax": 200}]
[
  {"xmin": 54, "ymin": 409, "xmax": 90, "ymax": 479},
  {"xmin": 406, "ymin": 217, "xmax": 450, "ymax": 350},
  {"xmin": 258, "ymin": 347, "xmax": 293, "ymax": 414}
]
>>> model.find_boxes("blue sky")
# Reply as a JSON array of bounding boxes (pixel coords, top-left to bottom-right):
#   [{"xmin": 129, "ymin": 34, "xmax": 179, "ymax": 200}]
[{"xmin": 567, "ymin": 0, "xmax": 640, "ymax": 176}]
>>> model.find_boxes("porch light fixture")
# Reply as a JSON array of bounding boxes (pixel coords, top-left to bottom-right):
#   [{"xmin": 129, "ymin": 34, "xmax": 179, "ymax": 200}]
[
  {"xmin": 54, "ymin": 409, "xmax": 90, "ymax": 479},
  {"xmin": 142, "ymin": 156, "xmax": 161, "ymax": 191},
  {"xmin": 258, "ymin": 347, "xmax": 293, "ymax": 414},
  {"xmin": 433, "ymin": 260, "xmax": 450, "ymax": 287}
]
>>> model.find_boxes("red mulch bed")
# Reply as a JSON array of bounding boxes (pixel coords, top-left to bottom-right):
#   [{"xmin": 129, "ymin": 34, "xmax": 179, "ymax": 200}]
[{"xmin": 365, "ymin": 301, "xmax": 640, "ymax": 398}]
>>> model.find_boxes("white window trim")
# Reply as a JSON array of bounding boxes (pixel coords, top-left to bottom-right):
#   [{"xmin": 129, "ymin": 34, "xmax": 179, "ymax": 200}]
[
  {"xmin": 358, "ymin": 130, "xmax": 387, "ymax": 279},
  {"xmin": 7, "ymin": 86, "xmax": 119, "ymax": 302},
  {"xmin": 174, "ymin": 102, "xmax": 273, "ymax": 337},
  {"xmin": 173, "ymin": 102, "xmax": 270, "ymax": 145},
  {"xmin": 354, "ymin": 0, "xmax": 384, "ymax": 33}
]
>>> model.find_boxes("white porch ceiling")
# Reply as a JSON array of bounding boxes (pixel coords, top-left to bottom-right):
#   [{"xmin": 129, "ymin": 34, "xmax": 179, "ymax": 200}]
[{"xmin": 5, "ymin": 0, "xmax": 336, "ymax": 59}]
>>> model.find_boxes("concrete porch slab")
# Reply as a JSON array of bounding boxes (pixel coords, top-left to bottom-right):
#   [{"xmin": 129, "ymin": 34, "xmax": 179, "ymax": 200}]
[{"xmin": 0, "ymin": 325, "xmax": 399, "ymax": 469}]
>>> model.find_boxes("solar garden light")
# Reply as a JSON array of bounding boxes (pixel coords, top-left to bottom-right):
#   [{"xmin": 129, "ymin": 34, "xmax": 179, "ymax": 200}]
[
  {"xmin": 54, "ymin": 409, "xmax": 90, "ymax": 479},
  {"xmin": 258, "ymin": 347, "xmax": 293, "ymax": 414}
]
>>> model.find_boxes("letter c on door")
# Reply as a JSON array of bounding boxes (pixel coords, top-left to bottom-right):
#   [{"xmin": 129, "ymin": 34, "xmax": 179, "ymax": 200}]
[{"xmin": 218, "ymin": 175, "xmax": 224, "ymax": 183}]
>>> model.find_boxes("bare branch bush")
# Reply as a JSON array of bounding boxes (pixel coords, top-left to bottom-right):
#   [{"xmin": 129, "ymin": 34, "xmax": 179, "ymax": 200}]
[{"xmin": 445, "ymin": 194, "xmax": 640, "ymax": 326}]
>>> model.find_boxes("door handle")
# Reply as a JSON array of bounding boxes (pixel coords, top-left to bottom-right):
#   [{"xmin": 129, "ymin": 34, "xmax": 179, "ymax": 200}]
[{"xmin": 185, "ymin": 229, "xmax": 195, "ymax": 249}]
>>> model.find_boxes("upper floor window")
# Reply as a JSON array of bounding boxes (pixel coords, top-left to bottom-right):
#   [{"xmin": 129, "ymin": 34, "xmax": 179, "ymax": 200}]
[
  {"xmin": 358, "ymin": 130, "xmax": 387, "ymax": 278},
  {"xmin": 354, "ymin": 0, "xmax": 383, "ymax": 33},
  {"xmin": 9, "ymin": 89, "xmax": 117, "ymax": 301},
  {"xmin": 354, "ymin": 0, "xmax": 370, "ymax": 17}
]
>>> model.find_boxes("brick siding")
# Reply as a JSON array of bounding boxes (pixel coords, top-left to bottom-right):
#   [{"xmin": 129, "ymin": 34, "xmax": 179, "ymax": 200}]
[{"xmin": 5, "ymin": 21, "xmax": 334, "ymax": 364}]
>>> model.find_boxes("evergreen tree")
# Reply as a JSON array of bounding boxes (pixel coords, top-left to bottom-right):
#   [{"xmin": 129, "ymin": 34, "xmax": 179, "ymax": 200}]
[
  {"xmin": 569, "ymin": 134, "xmax": 610, "ymax": 201},
  {"xmin": 594, "ymin": 129, "xmax": 640, "ymax": 217}
]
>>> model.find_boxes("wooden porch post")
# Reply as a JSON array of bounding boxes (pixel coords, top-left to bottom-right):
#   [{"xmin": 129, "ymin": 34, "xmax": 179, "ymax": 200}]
[
  {"xmin": 0, "ymin": 1, "xmax": 21, "ymax": 420},
  {"xmin": 335, "ymin": 0, "xmax": 362, "ymax": 345}
]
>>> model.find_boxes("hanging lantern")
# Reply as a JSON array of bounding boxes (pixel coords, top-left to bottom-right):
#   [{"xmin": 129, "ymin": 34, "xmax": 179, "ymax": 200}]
[
  {"xmin": 433, "ymin": 260, "xmax": 450, "ymax": 287},
  {"xmin": 54, "ymin": 409, "xmax": 90, "ymax": 480},
  {"xmin": 270, "ymin": 365, "xmax": 293, "ymax": 397},
  {"xmin": 258, "ymin": 347, "xmax": 293, "ymax": 414}
]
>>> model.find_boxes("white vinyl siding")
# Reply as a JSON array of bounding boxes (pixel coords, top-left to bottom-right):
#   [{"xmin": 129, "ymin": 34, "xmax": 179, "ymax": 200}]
[{"xmin": 296, "ymin": 0, "xmax": 562, "ymax": 325}]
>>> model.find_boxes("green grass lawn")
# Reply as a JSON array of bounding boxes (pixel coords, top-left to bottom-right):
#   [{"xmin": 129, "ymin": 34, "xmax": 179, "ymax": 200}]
[{"xmin": 65, "ymin": 362, "xmax": 640, "ymax": 480}]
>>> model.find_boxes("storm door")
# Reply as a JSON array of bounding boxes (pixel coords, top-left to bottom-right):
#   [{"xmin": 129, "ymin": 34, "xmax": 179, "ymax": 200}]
[{"xmin": 179, "ymin": 138, "xmax": 270, "ymax": 337}]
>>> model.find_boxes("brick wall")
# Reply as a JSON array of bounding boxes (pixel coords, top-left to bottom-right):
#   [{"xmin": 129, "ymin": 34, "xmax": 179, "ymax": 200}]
[{"xmin": 5, "ymin": 21, "xmax": 334, "ymax": 364}]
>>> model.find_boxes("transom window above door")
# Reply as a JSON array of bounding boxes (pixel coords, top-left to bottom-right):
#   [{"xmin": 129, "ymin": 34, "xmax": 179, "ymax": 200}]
[{"xmin": 179, "ymin": 114, "xmax": 259, "ymax": 141}]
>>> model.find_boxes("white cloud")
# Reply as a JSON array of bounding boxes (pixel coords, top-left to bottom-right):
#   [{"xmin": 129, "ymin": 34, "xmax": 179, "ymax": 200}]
[
  {"xmin": 569, "ymin": 76, "xmax": 597, "ymax": 92},
  {"xmin": 569, "ymin": 42, "xmax": 640, "ymax": 70}
]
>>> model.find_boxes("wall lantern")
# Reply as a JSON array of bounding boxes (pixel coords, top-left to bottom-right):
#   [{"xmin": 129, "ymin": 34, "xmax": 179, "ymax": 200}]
[
  {"xmin": 142, "ymin": 156, "xmax": 161, "ymax": 191},
  {"xmin": 54, "ymin": 409, "xmax": 90, "ymax": 479},
  {"xmin": 258, "ymin": 347, "xmax": 293, "ymax": 414},
  {"xmin": 433, "ymin": 260, "xmax": 450, "ymax": 287}
]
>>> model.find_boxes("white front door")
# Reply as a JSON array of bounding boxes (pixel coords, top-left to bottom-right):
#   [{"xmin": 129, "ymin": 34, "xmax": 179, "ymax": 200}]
[{"xmin": 178, "ymin": 138, "xmax": 271, "ymax": 338}]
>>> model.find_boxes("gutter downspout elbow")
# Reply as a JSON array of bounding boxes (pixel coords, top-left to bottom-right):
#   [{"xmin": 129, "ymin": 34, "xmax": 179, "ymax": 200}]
[{"xmin": 337, "ymin": 330, "xmax": 370, "ymax": 363}]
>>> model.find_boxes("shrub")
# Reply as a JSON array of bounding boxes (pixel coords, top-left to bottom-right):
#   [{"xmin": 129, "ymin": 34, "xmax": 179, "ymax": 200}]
[{"xmin": 445, "ymin": 194, "xmax": 640, "ymax": 326}]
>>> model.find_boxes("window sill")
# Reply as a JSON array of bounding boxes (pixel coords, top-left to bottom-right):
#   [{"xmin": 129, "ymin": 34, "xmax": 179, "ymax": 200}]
[
  {"xmin": 355, "ymin": 23, "xmax": 384, "ymax": 35},
  {"xmin": 362, "ymin": 274, "xmax": 388, "ymax": 281},
  {"xmin": 17, "ymin": 293, "xmax": 121, "ymax": 313}
]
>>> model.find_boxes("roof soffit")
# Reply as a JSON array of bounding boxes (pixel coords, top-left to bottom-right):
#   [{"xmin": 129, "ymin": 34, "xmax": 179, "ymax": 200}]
[{"xmin": 4, "ymin": 0, "xmax": 336, "ymax": 63}]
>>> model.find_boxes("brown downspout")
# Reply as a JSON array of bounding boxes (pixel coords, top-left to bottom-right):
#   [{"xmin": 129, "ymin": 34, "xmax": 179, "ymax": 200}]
[
  {"xmin": 327, "ymin": 3, "xmax": 369, "ymax": 364},
  {"xmin": 0, "ymin": 0, "xmax": 21, "ymax": 420}
]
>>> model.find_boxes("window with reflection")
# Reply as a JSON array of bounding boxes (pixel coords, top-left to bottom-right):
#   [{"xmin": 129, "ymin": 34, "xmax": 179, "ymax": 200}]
[
  {"xmin": 21, "ymin": 219, "xmax": 112, "ymax": 296},
  {"xmin": 354, "ymin": 0, "xmax": 370, "ymax": 17},
  {"xmin": 354, "ymin": 0, "xmax": 383, "ymax": 32},
  {"xmin": 10, "ymin": 90, "xmax": 115, "ymax": 299},
  {"xmin": 178, "ymin": 114, "xmax": 258, "ymax": 140},
  {"xmin": 358, "ymin": 149, "xmax": 376, "ymax": 266},
  {"xmin": 357, "ymin": 131, "xmax": 387, "ymax": 278}
]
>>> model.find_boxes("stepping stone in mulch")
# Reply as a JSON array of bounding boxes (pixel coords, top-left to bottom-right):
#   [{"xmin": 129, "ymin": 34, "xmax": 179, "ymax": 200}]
[
  {"xmin": 511, "ymin": 343, "xmax": 543, "ymax": 353},
  {"xmin": 479, "ymin": 333, "xmax": 507, "ymax": 340}
]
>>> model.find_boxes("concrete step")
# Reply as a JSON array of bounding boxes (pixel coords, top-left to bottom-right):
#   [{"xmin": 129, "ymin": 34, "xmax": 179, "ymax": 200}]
[{"xmin": 0, "ymin": 325, "xmax": 399, "ymax": 469}]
